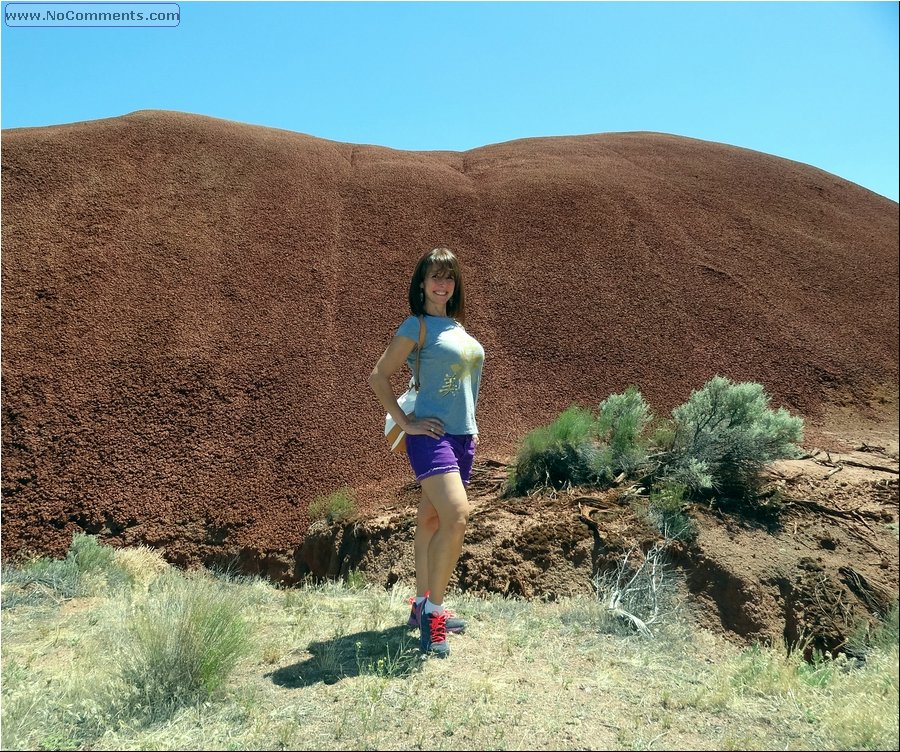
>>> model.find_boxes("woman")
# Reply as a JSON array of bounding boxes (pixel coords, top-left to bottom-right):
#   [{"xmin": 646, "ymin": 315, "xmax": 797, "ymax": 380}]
[{"xmin": 369, "ymin": 247, "xmax": 485, "ymax": 658}]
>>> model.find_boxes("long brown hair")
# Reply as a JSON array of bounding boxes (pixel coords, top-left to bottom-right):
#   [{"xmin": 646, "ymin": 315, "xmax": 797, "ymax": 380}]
[{"xmin": 407, "ymin": 247, "xmax": 466, "ymax": 325}]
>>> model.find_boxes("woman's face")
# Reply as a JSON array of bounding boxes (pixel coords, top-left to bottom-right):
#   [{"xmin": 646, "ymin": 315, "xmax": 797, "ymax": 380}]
[{"xmin": 421, "ymin": 265, "xmax": 456, "ymax": 310}]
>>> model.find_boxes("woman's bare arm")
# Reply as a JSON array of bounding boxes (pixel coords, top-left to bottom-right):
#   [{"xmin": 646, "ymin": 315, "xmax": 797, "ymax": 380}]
[{"xmin": 369, "ymin": 336, "xmax": 445, "ymax": 437}]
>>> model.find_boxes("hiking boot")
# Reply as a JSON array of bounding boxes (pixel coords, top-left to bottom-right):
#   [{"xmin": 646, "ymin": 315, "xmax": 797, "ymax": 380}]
[
  {"xmin": 407, "ymin": 597, "xmax": 466, "ymax": 633},
  {"xmin": 420, "ymin": 609, "xmax": 450, "ymax": 658}
]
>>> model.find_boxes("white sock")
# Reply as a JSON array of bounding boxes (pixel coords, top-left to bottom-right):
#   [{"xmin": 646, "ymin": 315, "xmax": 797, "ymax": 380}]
[
  {"xmin": 414, "ymin": 596, "xmax": 426, "ymax": 606},
  {"xmin": 423, "ymin": 598, "xmax": 445, "ymax": 615}
]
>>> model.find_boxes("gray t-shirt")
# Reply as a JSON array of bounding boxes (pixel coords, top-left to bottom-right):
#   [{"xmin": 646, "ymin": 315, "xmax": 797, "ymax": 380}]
[{"xmin": 396, "ymin": 314, "xmax": 485, "ymax": 436}]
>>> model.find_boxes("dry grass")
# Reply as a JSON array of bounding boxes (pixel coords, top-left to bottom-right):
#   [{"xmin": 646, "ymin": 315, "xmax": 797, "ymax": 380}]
[
  {"xmin": 113, "ymin": 545, "xmax": 170, "ymax": 592},
  {"xmin": 2, "ymin": 555, "xmax": 897, "ymax": 751}
]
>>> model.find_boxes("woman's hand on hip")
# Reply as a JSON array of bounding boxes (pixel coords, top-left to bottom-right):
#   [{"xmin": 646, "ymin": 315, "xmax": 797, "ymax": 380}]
[{"xmin": 405, "ymin": 417, "xmax": 445, "ymax": 439}]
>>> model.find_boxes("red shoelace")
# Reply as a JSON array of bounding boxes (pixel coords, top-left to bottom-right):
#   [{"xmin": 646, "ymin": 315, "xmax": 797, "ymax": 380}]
[{"xmin": 428, "ymin": 611, "xmax": 448, "ymax": 643}]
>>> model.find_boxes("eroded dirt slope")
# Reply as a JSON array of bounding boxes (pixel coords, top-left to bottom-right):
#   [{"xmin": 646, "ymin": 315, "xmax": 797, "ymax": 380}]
[{"xmin": 2, "ymin": 110, "xmax": 898, "ymax": 571}]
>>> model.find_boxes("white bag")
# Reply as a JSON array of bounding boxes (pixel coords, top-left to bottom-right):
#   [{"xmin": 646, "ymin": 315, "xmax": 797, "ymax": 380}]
[
  {"xmin": 385, "ymin": 379, "xmax": 417, "ymax": 454},
  {"xmin": 384, "ymin": 316, "xmax": 426, "ymax": 455}
]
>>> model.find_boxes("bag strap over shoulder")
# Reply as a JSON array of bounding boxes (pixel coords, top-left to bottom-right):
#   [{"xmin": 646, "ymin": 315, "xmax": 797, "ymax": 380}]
[{"xmin": 413, "ymin": 316, "xmax": 426, "ymax": 391}]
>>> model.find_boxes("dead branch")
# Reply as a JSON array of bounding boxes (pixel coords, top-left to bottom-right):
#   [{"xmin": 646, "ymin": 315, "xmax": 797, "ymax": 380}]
[
  {"xmin": 856, "ymin": 443, "xmax": 887, "ymax": 455},
  {"xmin": 578, "ymin": 513, "xmax": 600, "ymax": 534},
  {"xmin": 813, "ymin": 456, "xmax": 897, "ymax": 474},
  {"xmin": 839, "ymin": 566, "xmax": 894, "ymax": 616},
  {"xmin": 838, "ymin": 459, "xmax": 898, "ymax": 474},
  {"xmin": 595, "ymin": 542, "xmax": 670, "ymax": 638},
  {"xmin": 572, "ymin": 495, "xmax": 616, "ymax": 508},
  {"xmin": 786, "ymin": 498, "xmax": 884, "ymax": 521},
  {"xmin": 767, "ymin": 468, "xmax": 804, "ymax": 483},
  {"xmin": 844, "ymin": 525, "xmax": 889, "ymax": 556},
  {"xmin": 478, "ymin": 458, "xmax": 509, "ymax": 469}
]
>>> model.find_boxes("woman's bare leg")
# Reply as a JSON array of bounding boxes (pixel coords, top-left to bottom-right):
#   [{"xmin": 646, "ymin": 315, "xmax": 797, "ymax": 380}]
[
  {"xmin": 415, "ymin": 487, "xmax": 440, "ymax": 597},
  {"xmin": 419, "ymin": 472, "xmax": 470, "ymax": 605}
]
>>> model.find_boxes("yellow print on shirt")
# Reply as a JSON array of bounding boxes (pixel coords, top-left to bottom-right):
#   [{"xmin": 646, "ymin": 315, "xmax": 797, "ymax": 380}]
[{"xmin": 438, "ymin": 330, "xmax": 483, "ymax": 397}]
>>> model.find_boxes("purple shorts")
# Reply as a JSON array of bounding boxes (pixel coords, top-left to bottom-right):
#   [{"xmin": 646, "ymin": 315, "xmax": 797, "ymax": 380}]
[{"xmin": 406, "ymin": 433, "xmax": 476, "ymax": 486}]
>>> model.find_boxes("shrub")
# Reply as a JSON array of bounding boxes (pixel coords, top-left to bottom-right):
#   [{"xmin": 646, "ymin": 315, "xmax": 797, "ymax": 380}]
[
  {"xmin": 345, "ymin": 568, "xmax": 367, "ymax": 590},
  {"xmin": 662, "ymin": 457, "xmax": 714, "ymax": 494},
  {"xmin": 120, "ymin": 570, "xmax": 251, "ymax": 720},
  {"xmin": 506, "ymin": 406, "xmax": 600, "ymax": 495},
  {"xmin": 1, "ymin": 557, "xmax": 82, "ymax": 607},
  {"xmin": 1, "ymin": 533, "xmax": 132, "ymax": 608},
  {"xmin": 595, "ymin": 387, "xmax": 653, "ymax": 480},
  {"xmin": 644, "ymin": 482, "xmax": 698, "ymax": 542},
  {"xmin": 67, "ymin": 532, "xmax": 133, "ymax": 588},
  {"xmin": 663, "ymin": 376, "xmax": 804, "ymax": 499},
  {"xmin": 308, "ymin": 488, "xmax": 357, "ymax": 524}
]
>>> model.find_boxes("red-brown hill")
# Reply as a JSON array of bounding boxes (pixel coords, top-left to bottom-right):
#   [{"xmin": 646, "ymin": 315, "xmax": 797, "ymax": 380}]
[{"xmin": 2, "ymin": 110, "xmax": 897, "ymax": 572}]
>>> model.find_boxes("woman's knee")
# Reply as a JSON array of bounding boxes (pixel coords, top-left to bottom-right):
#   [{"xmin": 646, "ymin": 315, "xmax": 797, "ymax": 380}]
[
  {"xmin": 440, "ymin": 500, "xmax": 469, "ymax": 537},
  {"xmin": 446, "ymin": 510, "xmax": 468, "ymax": 538},
  {"xmin": 421, "ymin": 473, "xmax": 470, "ymax": 528}
]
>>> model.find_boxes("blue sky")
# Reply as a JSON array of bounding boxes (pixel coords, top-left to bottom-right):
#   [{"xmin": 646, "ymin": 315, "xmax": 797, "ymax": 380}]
[{"xmin": 2, "ymin": 1, "xmax": 898, "ymax": 201}]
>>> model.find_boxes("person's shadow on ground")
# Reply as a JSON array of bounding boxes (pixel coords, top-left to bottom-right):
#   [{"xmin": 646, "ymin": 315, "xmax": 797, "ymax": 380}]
[{"xmin": 266, "ymin": 625, "xmax": 422, "ymax": 687}]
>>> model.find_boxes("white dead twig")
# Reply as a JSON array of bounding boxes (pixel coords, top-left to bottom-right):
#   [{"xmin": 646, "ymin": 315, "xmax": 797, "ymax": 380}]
[{"xmin": 595, "ymin": 541, "xmax": 672, "ymax": 638}]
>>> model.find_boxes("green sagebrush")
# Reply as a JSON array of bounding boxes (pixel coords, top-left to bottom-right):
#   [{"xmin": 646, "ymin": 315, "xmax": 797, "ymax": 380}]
[
  {"xmin": 506, "ymin": 405, "xmax": 600, "ymax": 495},
  {"xmin": 664, "ymin": 375, "xmax": 804, "ymax": 498},
  {"xmin": 595, "ymin": 387, "xmax": 654, "ymax": 480},
  {"xmin": 507, "ymin": 378, "xmax": 803, "ymax": 511},
  {"xmin": 507, "ymin": 389, "xmax": 654, "ymax": 495}
]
